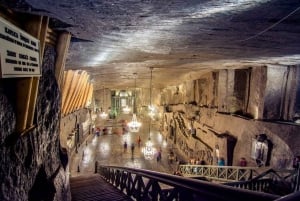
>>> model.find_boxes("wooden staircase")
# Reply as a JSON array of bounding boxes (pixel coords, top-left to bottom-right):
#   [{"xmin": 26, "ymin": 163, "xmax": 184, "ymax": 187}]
[{"xmin": 70, "ymin": 174, "xmax": 133, "ymax": 201}]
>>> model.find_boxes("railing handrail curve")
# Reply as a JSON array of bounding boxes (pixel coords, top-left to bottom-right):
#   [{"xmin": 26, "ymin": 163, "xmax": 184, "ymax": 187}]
[{"xmin": 96, "ymin": 165, "xmax": 279, "ymax": 201}]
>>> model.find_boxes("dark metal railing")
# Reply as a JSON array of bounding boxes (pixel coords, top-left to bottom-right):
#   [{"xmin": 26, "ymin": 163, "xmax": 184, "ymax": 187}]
[
  {"xmin": 273, "ymin": 191, "xmax": 300, "ymax": 201},
  {"xmin": 95, "ymin": 164, "xmax": 279, "ymax": 201},
  {"xmin": 225, "ymin": 168, "xmax": 300, "ymax": 195},
  {"xmin": 225, "ymin": 178, "xmax": 273, "ymax": 192}
]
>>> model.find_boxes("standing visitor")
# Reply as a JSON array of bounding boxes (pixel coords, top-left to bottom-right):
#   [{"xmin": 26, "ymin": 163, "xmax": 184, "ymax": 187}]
[
  {"xmin": 137, "ymin": 136, "xmax": 141, "ymax": 147},
  {"xmin": 239, "ymin": 157, "xmax": 247, "ymax": 167},
  {"xmin": 131, "ymin": 143, "xmax": 135, "ymax": 155},
  {"xmin": 124, "ymin": 141, "xmax": 127, "ymax": 152},
  {"xmin": 218, "ymin": 157, "xmax": 225, "ymax": 166},
  {"xmin": 156, "ymin": 150, "xmax": 162, "ymax": 162}
]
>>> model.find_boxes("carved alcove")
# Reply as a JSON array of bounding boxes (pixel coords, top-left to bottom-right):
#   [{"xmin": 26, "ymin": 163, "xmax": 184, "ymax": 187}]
[{"xmin": 251, "ymin": 133, "xmax": 273, "ymax": 166}]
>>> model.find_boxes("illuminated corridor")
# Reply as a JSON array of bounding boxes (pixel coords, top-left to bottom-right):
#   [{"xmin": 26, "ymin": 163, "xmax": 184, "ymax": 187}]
[{"xmin": 70, "ymin": 115, "xmax": 183, "ymax": 177}]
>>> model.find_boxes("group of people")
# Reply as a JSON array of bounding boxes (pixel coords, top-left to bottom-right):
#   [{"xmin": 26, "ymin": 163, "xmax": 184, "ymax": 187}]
[
  {"xmin": 217, "ymin": 157, "xmax": 248, "ymax": 166},
  {"xmin": 123, "ymin": 141, "xmax": 135, "ymax": 153},
  {"xmin": 122, "ymin": 136, "xmax": 143, "ymax": 157},
  {"xmin": 189, "ymin": 158, "xmax": 206, "ymax": 165},
  {"xmin": 94, "ymin": 127, "xmax": 108, "ymax": 136}
]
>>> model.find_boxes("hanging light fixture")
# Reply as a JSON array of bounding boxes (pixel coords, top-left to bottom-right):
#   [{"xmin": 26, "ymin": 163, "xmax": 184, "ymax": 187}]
[
  {"xmin": 128, "ymin": 73, "xmax": 141, "ymax": 132},
  {"xmin": 143, "ymin": 67, "xmax": 155, "ymax": 160},
  {"xmin": 122, "ymin": 105, "xmax": 131, "ymax": 114},
  {"xmin": 148, "ymin": 67, "xmax": 155, "ymax": 119},
  {"xmin": 121, "ymin": 90, "xmax": 131, "ymax": 114},
  {"xmin": 100, "ymin": 85, "xmax": 108, "ymax": 119}
]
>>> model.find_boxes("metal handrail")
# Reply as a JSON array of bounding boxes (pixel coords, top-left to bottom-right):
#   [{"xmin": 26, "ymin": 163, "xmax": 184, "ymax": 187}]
[
  {"xmin": 224, "ymin": 168, "xmax": 299, "ymax": 195},
  {"xmin": 178, "ymin": 164, "xmax": 259, "ymax": 181},
  {"xmin": 273, "ymin": 191, "xmax": 300, "ymax": 201},
  {"xmin": 96, "ymin": 165, "xmax": 279, "ymax": 201},
  {"xmin": 225, "ymin": 178, "xmax": 273, "ymax": 192}
]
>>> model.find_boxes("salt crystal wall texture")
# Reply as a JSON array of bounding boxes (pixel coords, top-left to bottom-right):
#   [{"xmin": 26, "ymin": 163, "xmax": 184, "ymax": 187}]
[{"xmin": 0, "ymin": 46, "xmax": 71, "ymax": 201}]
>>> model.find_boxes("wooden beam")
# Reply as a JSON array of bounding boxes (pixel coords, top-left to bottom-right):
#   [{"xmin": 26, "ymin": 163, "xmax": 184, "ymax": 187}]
[
  {"xmin": 84, "ymin": 84, "xmax": 94, "ymax": 108},
  {"xmin": 26, "ymin": 16, "xmax": 49, "ymax": 128},
  {"xmin": 61, "ymin": 70, "xmax": 74, "ymax": 115},
  {"xmin": 39, "ymin": 16, "xmax": 49, "ymax": 62},
  {"xmin": 62, "ymin": 70, "xmax": 79, "ymax": 115},
  {"xmin": 65, "ymin": 71, "xmax": 86, "ymax": 114},
  {"xmin": 55, "ymin": 32, "xmax": 71, "ymax": 90},
  {"xmin": 73, "ymin": 73, "xmax": 89, "ymax": 110},
  {"xmin": 78, "ymin": 76, "xmax": 90, "ymax": 108},
  {"xmin": 26, "ymin": 77, "xmax": 39, "ymax": 127},
  {"xmin": 67, "ymin": 71, "xmax": 87, "ymax": 113},
  {"xmin": 15, "ymin": 15, "xmax": 49, "ymax": 133},
  {"xmin": 66, "ymin": 72, "xmax": 82, "ymax": 114},
  {"xmin": 75, "ymin": 73, "xmax": 88, "ymax": 110},
  {"xmin": 74, "ymin": 72, "xmax": 88, "ymax": 110},
  {"xmin": 15, "ymin": 16, "xmax": 41, "ymax": 133}
]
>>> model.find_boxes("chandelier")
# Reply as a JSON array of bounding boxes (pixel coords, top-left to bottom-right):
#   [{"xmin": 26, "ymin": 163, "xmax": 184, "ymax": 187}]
[
  {"xmin": 99, "ymin": 110, "xmax": 108, "ymax": 119},
  {"xmin": 100, "ymin": 85, "xmax": 108, "ymax": 119},
  {"xmin": 128, "ymin": 113, "xmax": 141, "ymax": 132},
  {"xmin": 121, "ymin": 90, "xmax": 131, "ymax": 114},
  {"xmin": 144, "ymin": 137, "xmax": 155, "ymax": 160},
  {"xmin": 143, "ymin": 67, "xmax": 155, "ymax": 160},
  {"xmin": 122, "ymin": 105, "xmax": 131, "ymax": 114},
  {"xmin": 128, "ymin": 73, "xmax": 141, "ymax": 132},
  {"xmin": 148, "ymin": 67, "xmax": 155, "ymax": 119}
]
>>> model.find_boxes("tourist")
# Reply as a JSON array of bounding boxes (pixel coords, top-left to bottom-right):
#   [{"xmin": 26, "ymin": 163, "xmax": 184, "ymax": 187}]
[
  {"xmin": 137, "ymin": 136, "xmax": 141, "ymax": 147},
  {"xmin": 218, "ymin": 157, "xmax": 225, "ymax": 166},
  {"xmin": 239, "ymin": 157, "xmax": 247, "ymax": 167},
  {"xmin": 123, "ymin": 141, "xmax": 127, "ymax": 152},
  {"xmin": 156, "ymin": 150, "xmax": 162, "ymax": 162}
]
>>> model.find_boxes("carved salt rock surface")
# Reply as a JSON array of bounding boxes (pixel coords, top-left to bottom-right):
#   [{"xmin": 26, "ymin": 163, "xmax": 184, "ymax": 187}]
[
  {"xmin": 36, "ymin": 46, "xmax": 61, "ymax": 170},
  {"xmin": 60, "ymin": 110, "xmax": 82, "ymax": 148},
  {"xmin": 0, "ymin": 46, "xmax": 69, "ymax": 201},
  {"xmin": 3, "ymin": 0, "xmax": 300, "ymax": 90},
  {"xmin": 263, "ymin": 66, "xmax": 287, "ymax": 119},
  {"xmin": 0, "ymin": 93, "xmax": 15, "ymax": 145},
  {"xmin": 164, "ymin": 102, "xmax": 299, "ymax": 167}
]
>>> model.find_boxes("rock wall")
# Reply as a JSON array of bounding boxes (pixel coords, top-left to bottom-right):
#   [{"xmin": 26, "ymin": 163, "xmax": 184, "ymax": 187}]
[
  {"xmin": 161, "ymin": 66, "xmax": 300, "ymax": 169},
  {"xmin": 263, "ymin": 66, "xmax": 300, "ymax": 120},
  {"xmin": 0, "ymin": 46, "xmax": 71, "ymax": 201},
  {"xmin": 60, "ymin": 109, "xmax": 91, "ymax": 152},
  {"xmin": 163, "ymin": 104, "xmax": 300, "ymax": 168},
  {"xmin": 248, "ymin": 66, "xmax": 266, "ymax": 119}
]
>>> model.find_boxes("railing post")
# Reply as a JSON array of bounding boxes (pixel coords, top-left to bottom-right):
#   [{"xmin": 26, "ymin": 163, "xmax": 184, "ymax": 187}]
[
  {"xmin": 95, "ymin": 161, "xmax": 98, "ymax": 173},
  {"xmin": 249, "ymin": 169, "xmax": 253, "ymax": 180},
  {"xmin": 295, "ymin": 162, "xmax": 300, "ymax": 192}
]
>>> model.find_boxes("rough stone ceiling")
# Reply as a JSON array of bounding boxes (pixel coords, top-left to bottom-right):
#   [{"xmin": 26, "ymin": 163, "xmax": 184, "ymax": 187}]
[{"xmin": 2, "ymin": 0, "xmax": 300, "ymax": 90}]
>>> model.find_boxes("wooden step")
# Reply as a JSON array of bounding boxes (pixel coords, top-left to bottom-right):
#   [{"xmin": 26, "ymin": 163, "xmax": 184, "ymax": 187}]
[{"xmin": 70, "ymin": 174, "xmax": 133, "ymax": 201}]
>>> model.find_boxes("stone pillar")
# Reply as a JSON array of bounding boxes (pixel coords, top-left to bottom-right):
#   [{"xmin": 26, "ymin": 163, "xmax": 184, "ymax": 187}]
[
  {"xmin": 217, "ymin": 69, "xmax": 235, "ymax": 113},
  {"xmin": 263, "ymin": 66, "xmax": 289, "ymax": 119},
  {"xmin": 248, "ymin": 66, "xmax": 267, "ymax": 119}
]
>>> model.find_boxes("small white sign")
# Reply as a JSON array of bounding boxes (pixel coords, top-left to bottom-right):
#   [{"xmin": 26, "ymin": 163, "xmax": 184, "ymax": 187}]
[{"xmin": 0, "ymin": 16, "xmax": 40, "ymax": 78}]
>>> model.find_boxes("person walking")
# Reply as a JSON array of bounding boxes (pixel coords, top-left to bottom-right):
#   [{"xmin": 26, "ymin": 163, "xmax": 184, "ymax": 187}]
[
  {"xmin": 218, "ymin": 157, "xmax": 225, "ymax": 166},
  {"xmin": 239, "ymin": 157, "xmax": 247, "ymax": 167},
  {"xmin": 131, "ymin": 143, "xmax": 135, "ymax": 159},
  {"xmin": 123, "ymin": 141, "xmax": 127, "ymax": 152},
  {"xmin": 156, "ymin": 150, "xmax": 162, "ymax": 162},
  {"xmin": 137, "ymin": 136, "xmax": 141, "ymax": 148}
]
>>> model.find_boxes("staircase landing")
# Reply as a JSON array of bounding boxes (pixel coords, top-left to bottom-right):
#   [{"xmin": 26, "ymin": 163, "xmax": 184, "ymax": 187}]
[{"xmin": 70, "ymin": 174, "xmax": 133, "ymax": 201}]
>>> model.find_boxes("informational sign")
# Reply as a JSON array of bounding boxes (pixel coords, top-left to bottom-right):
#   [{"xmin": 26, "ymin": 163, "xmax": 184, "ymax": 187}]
[{"xmin": 0, "ymin": 16, "xmax": 40, "ymax": 78}]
